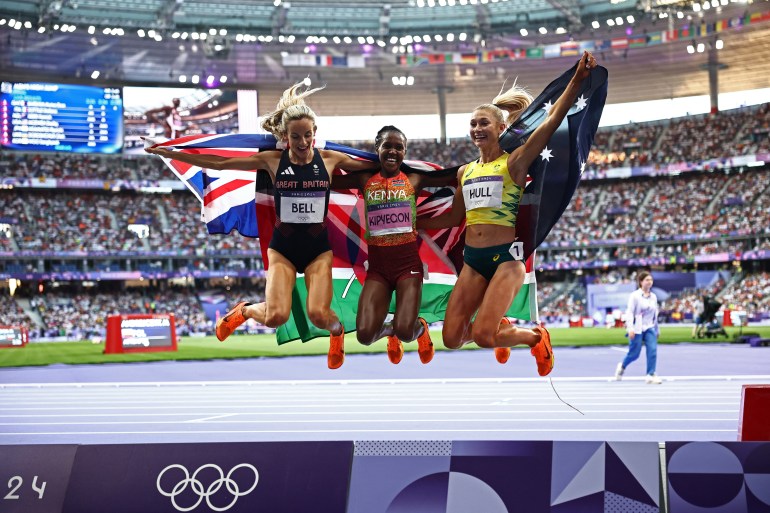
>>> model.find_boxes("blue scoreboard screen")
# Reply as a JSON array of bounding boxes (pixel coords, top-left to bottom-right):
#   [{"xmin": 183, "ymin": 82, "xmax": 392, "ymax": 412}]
[{"xmin": 1, "ymin": 81, "xmax": 123, "ymax": 153}]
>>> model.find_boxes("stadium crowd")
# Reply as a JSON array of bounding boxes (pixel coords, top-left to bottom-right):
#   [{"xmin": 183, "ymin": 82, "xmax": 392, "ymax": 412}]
[
  {"xmin": 0, "ymin": 191, "xmax": 261, "ymax": 255},
  {"xmin": 1, "ymin": 283, "xmax": 266, "ymax": 340},
  {"xmin": 719, "ymin": 271, "xmax": 770, "ymax": 314},
  {"xmin": 3, "ymin": 269, "xmax": 769, "ymax": 338},
  {"xmin": 2, "ymin": 165, "xmax": 768, "ymax": 264},
  {"xmin": 2, "ymin": 103, "xmax": 770, "ymax": 338}
]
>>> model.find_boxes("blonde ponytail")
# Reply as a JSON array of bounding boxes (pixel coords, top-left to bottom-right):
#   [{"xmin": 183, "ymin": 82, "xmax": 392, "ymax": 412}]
[
  {"xmin": 260, "ymin": 81, "xmax": 325, "ymax": 139},
  {"xmin": 492, "ymin": 79, "xmax": 533, "ymax": 126}
]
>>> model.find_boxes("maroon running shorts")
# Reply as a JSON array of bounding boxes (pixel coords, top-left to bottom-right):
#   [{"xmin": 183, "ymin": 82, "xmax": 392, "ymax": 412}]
[{"xmin": 366, "ymin": 241, "xmax": 424, "ymax": 291}]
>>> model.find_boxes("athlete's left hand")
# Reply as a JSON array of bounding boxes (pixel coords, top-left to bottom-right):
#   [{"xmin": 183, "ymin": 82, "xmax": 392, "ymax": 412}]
[{"xmin": 574, "ymin": 51, "xmax": 598, "ymax": 82}]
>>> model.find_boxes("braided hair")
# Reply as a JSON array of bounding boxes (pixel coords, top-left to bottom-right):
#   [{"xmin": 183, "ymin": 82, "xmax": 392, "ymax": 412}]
[{"xmin": 374, "ymin": 125, "xmax": 407, "ymax": 152}]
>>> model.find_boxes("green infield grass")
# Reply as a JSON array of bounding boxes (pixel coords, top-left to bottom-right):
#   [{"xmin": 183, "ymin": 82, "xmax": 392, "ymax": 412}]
[{"xmin": 1, "ymin": 326, "xmax": 767, "ymax": 368}]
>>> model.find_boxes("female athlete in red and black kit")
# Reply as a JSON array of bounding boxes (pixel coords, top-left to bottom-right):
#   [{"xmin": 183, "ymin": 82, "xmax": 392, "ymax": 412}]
[{"xmin": 334, "ymin": 126, "xmax": 455, "ymax": 363}]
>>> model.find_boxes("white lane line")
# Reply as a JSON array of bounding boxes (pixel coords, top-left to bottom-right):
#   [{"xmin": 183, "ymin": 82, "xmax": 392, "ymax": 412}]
[
  {"xmin": 1, "ymin": 381, "xmax": 754, "ymax": 391},
  {"xmin": 0, "ymin": 397, "xmax": 743, "ymax": 407},
  {"xmin": 0, "ymin": 387, "xmax": 744, "ymax": 395},
  {"xmin": 0, "ymin": 384, "xmax": 750, "ymax": 393},
  {"xmin": 1, "ymin": 391, "xmax": 701, "ymax": 400},
  {"xmin": 0, "ymin": 408, "xmax": 739, "ymax": 418},
  {"xmin": 2, "ymin": 375, "xmax": 768, "ymax": 388},
  {"xmin": 0, "ymin": 381, "xmax": 755, "ymax": 390},
  {"xmin": 0, "ymin": 418, "xmax": 739, "ymax": 426},
  {"xmin": 0, "ymin": 387, "xmax": 757, "ymax": 398},
  {"xmin": 187, "ymin": 414, "xmax": 237, "ymax": 423},
  {"xmin": 0, "ymin": 392, "xmax": 748, "ymax": 405},
  {"xmin": 0, "ymin": 392, "xmax": 746, "ymax": 403},
  {"xmin": 0, "ymin": 428, "xmax": 739, "ymax": 436},
  {"xmin": 0, "ymin": 402, "xmax": 741, "ymax": 411}
]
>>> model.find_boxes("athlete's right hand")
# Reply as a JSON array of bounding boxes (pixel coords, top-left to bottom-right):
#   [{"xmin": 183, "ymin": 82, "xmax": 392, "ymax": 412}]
[{"xmin": 142, "ymin": 141, "xmax": 171, "ymax": 157}]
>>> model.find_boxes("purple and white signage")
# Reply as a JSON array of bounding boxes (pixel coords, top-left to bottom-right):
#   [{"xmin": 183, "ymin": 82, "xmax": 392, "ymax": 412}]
[
  {"xmin": 0, "ymin": 445, "xmax": 78, "ymax": 513},
  {"xmin": 61, "ymin": 442, "xmax": 352, "ymax": 513}
]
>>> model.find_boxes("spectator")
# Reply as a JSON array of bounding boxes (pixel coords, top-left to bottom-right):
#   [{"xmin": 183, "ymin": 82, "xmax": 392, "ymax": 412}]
[{"xmin": 615, "ymin": 271, "xmax": 662, "ymax": 384}]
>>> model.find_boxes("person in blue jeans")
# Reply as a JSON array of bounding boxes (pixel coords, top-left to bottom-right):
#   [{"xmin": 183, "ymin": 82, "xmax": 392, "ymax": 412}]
[{"xmin": 615, "ymin": 271, "xmax": 662, "ymax": 384}]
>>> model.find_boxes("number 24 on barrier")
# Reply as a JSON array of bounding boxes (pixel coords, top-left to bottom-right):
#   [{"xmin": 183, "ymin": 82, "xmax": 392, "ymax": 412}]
[{"xmin": 4, "ymin": 475, "xmax": 46, "ymax": 500}]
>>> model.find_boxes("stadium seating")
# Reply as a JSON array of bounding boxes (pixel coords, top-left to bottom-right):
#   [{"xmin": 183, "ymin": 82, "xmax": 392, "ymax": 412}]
[{"xmin": 1, "ymin": 103, "xmax": 769, "ymax": 337}]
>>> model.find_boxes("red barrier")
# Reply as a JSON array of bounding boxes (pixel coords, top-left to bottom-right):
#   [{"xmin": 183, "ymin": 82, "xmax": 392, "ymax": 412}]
[
  {"xmin": 104, "ymin": 314, "xmax": 177, "ymax": 354},
  {"xmin": 0, "ymin": 325, "xmax": 28, "ymax": 348},
  {"xmin": 738, "ymin": 384, "xmax": 770, "ymax": 441},
  {"xmin": 723, "ymin": 309, "xmax": 733, "ymax": 327}
]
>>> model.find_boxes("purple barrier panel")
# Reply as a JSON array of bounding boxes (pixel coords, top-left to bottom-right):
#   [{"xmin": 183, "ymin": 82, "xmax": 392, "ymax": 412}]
[
  {"xmin": 551, "ymin": 441, "xmax": 660, "ymax": 512},
  {"xmin": 347, "ymin": 441, "xmax": 453, "ymax": 513},
  {"xmin": 0, "ymin": 445, "xmax": 78, "ymax": 513},
  {"xmin": 449, "ymin": 440, "xmax": 553, "ymax": 512},
  {"xmin": 666, "ymin": 441, "xmax": 770, "ymax": 512},
  {"xmin": 347, "ymin": 441, "xmax": 660, "ymax": 513},
  {"xmin": 61, "ymin": 442, "xmax": 353, "ymax": 513}
]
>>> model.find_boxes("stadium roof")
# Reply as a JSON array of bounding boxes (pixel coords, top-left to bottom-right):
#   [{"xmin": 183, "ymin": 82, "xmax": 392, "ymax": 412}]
[
  {"xmin": 0, "ymin": 0, "xmax": 648, "ymax": 36},
  {"xmin": 0, "ymin": 0, "xmax": 768, "ymax": 115}
]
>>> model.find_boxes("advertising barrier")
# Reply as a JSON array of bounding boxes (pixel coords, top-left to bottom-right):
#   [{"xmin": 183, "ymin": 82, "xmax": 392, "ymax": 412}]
[
  {"xmin": 0, "ymin": 325, "xmax": 28, "ymax": 348},
  {"xmin": 739, "ymin": 385, "xmax": 770, "ymax": 441},
  {"xmin": 666, "ymin": 441, "xmax": 770, "ymax": 512},
  {"xmin": 61, "ymin": 442, "xmax": 352, "ymax": 513},
  {"xmin": 5, "ymin": 441, "xmax": 770, "ymax": 512},
  {"xmin": 0, "ymin": 445, "xmax": 78, "ymax": 513},
  {"xmin": 104, "ymin": 314, "xmax": 177, "ymax": 354},
  {"xmin": 348, "ymin": 440, "xmax": 660, "ymax": 512}
]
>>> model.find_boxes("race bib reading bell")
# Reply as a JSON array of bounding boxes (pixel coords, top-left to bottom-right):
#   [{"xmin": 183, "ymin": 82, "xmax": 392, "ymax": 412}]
[{"xmin": 280, "ymin": 191, "xmax": 326, "ymax": 223}]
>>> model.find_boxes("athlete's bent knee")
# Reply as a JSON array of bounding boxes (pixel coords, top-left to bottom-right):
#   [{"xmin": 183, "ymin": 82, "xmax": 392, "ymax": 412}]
[
  {"xmin": 442, "ymin": 327, "xmax": 463, "ymax": 350},
  {"xmin": 307, "ymin": 308, "xmax": 329, "ymax": 329},
  {"xmin": 472, "ymin": 326, "xmax": 497, "ymax": 348},
  {"xmin": 356, "ymin": 326, "xmax": 377, "ymax": 345},
  {"xmin": 265, "ymin": 311, "xmax": 290, "ymax": 328},
  {"xmin": 393, "ymin": 319, "xmax": 417, "ymax": 342}
]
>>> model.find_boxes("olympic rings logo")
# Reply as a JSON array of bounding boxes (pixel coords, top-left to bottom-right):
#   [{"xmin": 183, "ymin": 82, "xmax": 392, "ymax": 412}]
[{"xmin": 156, "ymin": 463, "xmax": 259, "ymax": 512}]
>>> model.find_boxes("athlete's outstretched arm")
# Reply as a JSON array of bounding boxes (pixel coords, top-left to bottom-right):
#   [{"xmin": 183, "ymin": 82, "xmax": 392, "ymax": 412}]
[
  {"xmin": 507, "ymin": 51, "xmax": 598, "ymax": 183},
  {"xmin": 324, "ymin": 150, "xmax": 382, "ymax": 173},
  {"xmin": 416, "ymin": 167, "xmax": 467, "ymax": 229},
  {"xmin": 145, "ymin": 145, "xmax": 280, "ymax": 173},
  {"xmin": 408, "ymin": 165, "xmax": 460, "ymax": 191},
  {"xmin": 330, "ymin": 170, "xmax": 374, "ymax": 191}
]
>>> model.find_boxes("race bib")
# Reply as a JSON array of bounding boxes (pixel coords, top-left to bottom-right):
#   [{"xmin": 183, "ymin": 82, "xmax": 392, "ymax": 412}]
[
  {"xmin": 280, "ymin": 191, "xmax": 326, "ymax": 223},
  {"xmin": 509, "ymin": 241, "xmax": 524, "ymax": 260},
  {"xmin": 463, "ymin": 176, "xmax": 503, "ymax": 210},
  {"xmin": 367, "ymin": 201, "xmax": 413, "ymax": 237}
]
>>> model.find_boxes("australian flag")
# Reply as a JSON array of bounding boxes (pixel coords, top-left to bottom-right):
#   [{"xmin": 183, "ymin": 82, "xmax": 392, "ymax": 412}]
[{"xmin": 501, "ymin": 61, "xmax": 608, "ymax": 260}]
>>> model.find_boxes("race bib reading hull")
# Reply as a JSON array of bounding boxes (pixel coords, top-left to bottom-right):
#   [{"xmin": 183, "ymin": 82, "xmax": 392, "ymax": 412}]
[
  {"xmin": 280, "ymin": 191, "xmax": 326, "ymax": 223},
  {"xmin": 367, "ymin": 201, "xmax": 413, "ymax": 237},
  {"xmin": 463, "ymin": 176, "xmax": 503, "ymax": 210}
]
